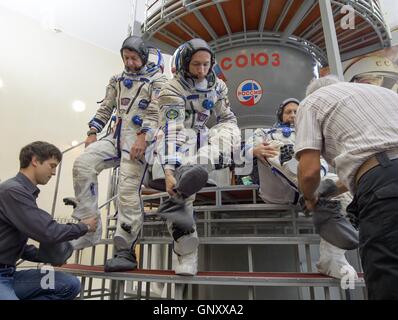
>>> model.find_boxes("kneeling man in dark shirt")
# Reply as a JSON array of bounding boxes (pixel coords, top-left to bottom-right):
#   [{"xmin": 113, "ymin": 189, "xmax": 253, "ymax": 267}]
[{"xmin": 0, "ymin": 141, "xmax": 97, "ymax": 300}]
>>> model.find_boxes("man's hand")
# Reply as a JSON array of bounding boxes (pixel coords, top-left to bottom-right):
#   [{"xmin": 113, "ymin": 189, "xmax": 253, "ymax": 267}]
[
  {"xmin": 165, "ymin": 169, "xmax": 177, "ymax": 197},
  {"xmin": 130, "ymin": 134, "xmax": 146, "ymax": 160},
  {"xmin": 253, "ymin": 142, "xmax": 279, "ymax": 161},
  {"xmin": 85, "ymin": 135, "xmax": 97, "ymax": 148},
  {"xmin": 81, "ymin": 216, "xmax": 98, "ymax": 233},
  {"xmin": 304, "ymin": 195, "xmax": 318, "ymax": 211}
]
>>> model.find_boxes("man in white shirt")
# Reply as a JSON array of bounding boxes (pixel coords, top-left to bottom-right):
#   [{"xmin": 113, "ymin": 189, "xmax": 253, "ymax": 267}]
[{"xmin": 295, "ymin": 75, "xmax": 398, "ymax": 299}]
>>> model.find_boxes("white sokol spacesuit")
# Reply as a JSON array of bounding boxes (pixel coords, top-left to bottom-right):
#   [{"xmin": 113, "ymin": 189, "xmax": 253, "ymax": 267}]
[
  {"xmin": 68, "ymin": 36, "xmax": 167, "ymax": 272},
  {"xmin": 149, "ymin": 39, "xmax": 240, "ymax": 275},
  {"xmin": 245, "ymin": 98, "xmax": 358, "ymax": 280}
]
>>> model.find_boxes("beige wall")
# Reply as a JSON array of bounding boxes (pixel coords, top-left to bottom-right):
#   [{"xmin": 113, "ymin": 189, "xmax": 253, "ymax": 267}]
[{"xmin": 0, "ymin": 6, "xmax": 122, "ymax": 218}]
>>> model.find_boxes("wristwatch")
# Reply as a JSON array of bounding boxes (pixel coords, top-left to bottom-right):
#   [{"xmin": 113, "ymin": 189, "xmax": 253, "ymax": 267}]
[{"xmin": 87, "ymin": 129, "xmax": 97, "ymax": 137}]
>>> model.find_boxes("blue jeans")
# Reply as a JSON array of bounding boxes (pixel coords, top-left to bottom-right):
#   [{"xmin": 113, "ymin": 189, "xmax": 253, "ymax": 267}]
[{"xmin": 0, "ymin": 266, "xmax": 81, "ymax": 300}]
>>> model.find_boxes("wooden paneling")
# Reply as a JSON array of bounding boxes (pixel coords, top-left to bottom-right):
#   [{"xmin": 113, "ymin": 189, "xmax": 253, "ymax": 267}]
[
  {"xmin": 244, "ymin": 0, "xmax": 263, "ymax": 31},
  {"xmin": 199, "ymin": 3, "xmax": 228, "ymax": 36},
  {"xmin": 180, "ymin": 13, "xmax": 212, "ymax": 41},
  {"xmin": 293, "ymin": 3, "xmax": 320, "ymax": 36},
  {"xmin": 221, "ymin": 0, "xmax": 244, "ymax": 33},
  {"xmin": 165, "ymin": 22, "xmax": 192, "ymax": 42},
  {"xmin": 313, "ymin": 16, "xmax": 372, "ymax": 50},
  {"xmin": 279, "ymin": 0, "xmax": 304, "ymax": 32},
  {"xmin": 264, "ymin": 0, "xmax": 287, "ymax": 30},
  {"xmin": 154, "ymin": 33, "xmax": 179, "ymax": 48},
  {"xmin": 340, "ymin": 39, "xmax": 380, "ymax": 54}
]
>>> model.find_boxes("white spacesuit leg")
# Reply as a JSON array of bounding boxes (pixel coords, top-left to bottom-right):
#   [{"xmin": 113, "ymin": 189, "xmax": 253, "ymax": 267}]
[
  {"xmin": 166, "ymin": 195, "xmax": 199, "ymax": 276},
  {"xmin": 70, "ymin": 136, "xmax": 119, "ymax": 249},
  {"xmin": 317, "ymin": 237, "xmax": 358, "ymax": 280},
  {"xmin": 113, "ymin": 157, "xmax": 146, "ymax": 250},
  {"xmin": 257, "ymin": 160, "xmax": 298, "ymax": 204},
  {"xmin": 104, "ymin": 121, "xmax": 147, "ymax": 272}
]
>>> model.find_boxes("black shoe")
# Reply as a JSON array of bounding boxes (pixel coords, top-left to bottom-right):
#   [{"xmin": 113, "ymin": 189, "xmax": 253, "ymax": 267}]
[{"xmin": 104, "ymin": 249, "xmax": 137, "ymax": 272}]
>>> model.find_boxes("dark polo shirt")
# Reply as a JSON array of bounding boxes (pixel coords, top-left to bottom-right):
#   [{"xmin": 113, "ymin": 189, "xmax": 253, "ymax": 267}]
[{"xmin": 0, "ymin": 172, "xmax": 87, "ymax": 266}]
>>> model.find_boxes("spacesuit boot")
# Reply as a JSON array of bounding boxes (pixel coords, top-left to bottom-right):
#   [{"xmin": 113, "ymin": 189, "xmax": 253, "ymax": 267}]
[
  {"xmin": 174, "ymin": 164, "xmax": 209, "ymax": 198},
  {"xmin": 37, "ymin": 241, "xmax": 74, "ymax": 265},
  {"xmin": 157, "ymin": 165, "xmax": 207, "ymax": 228},
  {"xmin": 104, "ymin": 247, "xmax": 138, "ymax": 272},
  {"xmin": 168, "ymin": 222, "xmax": 199, "ymax": 276},
  {"xmin": 70, "ymin": 215, "xmax": 103, "ymax": 250},
  {"xmin": 175, "ymin": 249, "xmax": 198, "ymax": 276},
  {"xmin": 64, "ymin": 196, "xmax": 104, "ymax": 250},
  {"xmin": 157, "ymin": 196, "xmax": 195, "ymax": 230},
  {"xmin": 312, "ymin": 198, "xmax": 359, "ymax": 250},
  {"xmin": 317, "ymin": 179, "xmax": 339, "ymax": 198},
  {"xmin": 316, "ymin": 238, "xmax": 358, "ymax": 280}
]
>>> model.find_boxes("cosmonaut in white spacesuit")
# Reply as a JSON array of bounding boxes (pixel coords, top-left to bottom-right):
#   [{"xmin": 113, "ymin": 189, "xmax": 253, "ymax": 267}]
[
  {"xmin": 64, "ymin": 36, "xmax": 167, "ymax": 272},
  {"xmin": 148, "ymin": 38, "xmax": 241, "ymax": 275}
]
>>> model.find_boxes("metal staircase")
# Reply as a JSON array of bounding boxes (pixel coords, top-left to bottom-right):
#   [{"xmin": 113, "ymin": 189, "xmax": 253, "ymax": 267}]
[{"xmin": 48, "ymin": 152, "xmax": 366, "ymax": 299}]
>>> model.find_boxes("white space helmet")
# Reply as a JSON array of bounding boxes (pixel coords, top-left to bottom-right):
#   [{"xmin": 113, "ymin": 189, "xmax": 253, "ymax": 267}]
[
  {"xmin": 147, "ymin": 47, "xmax": 164, "ymax": 73},
  {"xmin": 170, "ymin": 44, "xmax": 186, "ymax": 75},
  {"xmin": 344, "ymin": 55, "xmax": 398, "ymax": 84}
]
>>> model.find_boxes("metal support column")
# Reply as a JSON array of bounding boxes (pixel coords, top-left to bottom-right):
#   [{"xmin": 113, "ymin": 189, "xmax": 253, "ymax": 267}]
[
  {"xmin": 80, "ymin": 277, "xmax": 86, "ymax": 300},
  {"xmin": 305, "ymin": 244, "xmax": 315, "ymax": 300},
  {"xmin": 247, "ymin": 245, "xmax": 255, "ymax": 300},
  {"xmin": 319, "ymin": 0, "xmax": 344, "ymax": 80}
]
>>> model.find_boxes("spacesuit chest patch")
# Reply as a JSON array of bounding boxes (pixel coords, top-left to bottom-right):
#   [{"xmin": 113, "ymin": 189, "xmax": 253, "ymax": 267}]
[
  {"xmin": 196, "ymin": 112, "xmax": 208, "ymax": 122},
  {"xmin": 121, "ymin": 98, "xmax": 131, "ymax": 106},
  {"xmin": 153, "ymin": 88, "xmax": 161, "ymax": 99},
  {"xmin": 138, "ymin": 99, "xmax": 149, "ymax": 110},
  {"xmin": 195, "ymin": 111, "xmax": 209, "ymax": 126},
  {"xmin": 166, "ymin": 108, "xmax": 181, "ymax": 120}
]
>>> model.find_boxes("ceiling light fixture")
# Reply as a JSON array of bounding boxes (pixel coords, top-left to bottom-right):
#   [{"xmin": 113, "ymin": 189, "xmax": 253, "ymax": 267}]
[{"xmin": 72, "ymin": 100, "xmax": 86, "ymax": 112}]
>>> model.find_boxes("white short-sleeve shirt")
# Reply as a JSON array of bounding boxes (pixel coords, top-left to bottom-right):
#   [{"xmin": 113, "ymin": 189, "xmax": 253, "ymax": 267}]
[{"xmin": 295, "ymin": 82, "xmax": 398, "ymax": 194}]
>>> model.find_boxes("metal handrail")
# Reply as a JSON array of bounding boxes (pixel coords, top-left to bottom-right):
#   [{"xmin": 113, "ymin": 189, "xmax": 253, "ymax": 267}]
[
  {"xmin": 99, "ymin": 194, "xmax": 118, "ymax": 210},
  {"xmin": 61, "ymin": 141, "xmax": 85, "ymax": 155},
  {"xmin": 143, "ymin": 0, "xmax": 226, "ymax": 34},
  {"xmin": 50, "ymin": 134, "xmax": 107, "ymax": 217}
]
